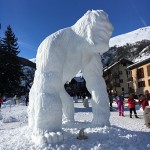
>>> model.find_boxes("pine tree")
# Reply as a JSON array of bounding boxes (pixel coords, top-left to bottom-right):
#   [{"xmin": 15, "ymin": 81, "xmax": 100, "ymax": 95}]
[
  {"xmin": 0, "ymin": 27, "xmax": 6, "ymax": 95},
  {"xmin": 0, "ymin": 25, "xmax": 23, "ymax": 96}
]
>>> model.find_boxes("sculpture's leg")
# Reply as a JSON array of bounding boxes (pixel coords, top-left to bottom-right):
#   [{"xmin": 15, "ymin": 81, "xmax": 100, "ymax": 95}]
[
  {"xmin": 60, "ymin": 87, "xmax": 74, "ymax": 125},
  {"xmin": 29, "ymin": 71, "xmax": 67, "ymax": 145},
  {"xmin": 28, "ymin": 83, "xmax": 35, "ymax": 129},
  {"xmin": 83, "ymin": 55, "xmax": 110, "ymax": 126}
]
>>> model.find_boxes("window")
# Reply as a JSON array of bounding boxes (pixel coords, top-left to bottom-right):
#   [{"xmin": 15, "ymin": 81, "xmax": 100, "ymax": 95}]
[
  {"xmin": 137, "ymin": 68, "xmax": 144, "ymax": 79},
  {"xmin": 119, "ymin": 79, "xmax": 123, "ymax": 83},
  {"xmin": 127, "ymin": 70, "xmax": 130, "ymax": 75},
  {"xmin": 147, "ymin": 65, "xmax": 150, "ymax": 76},
  {"xmin": 119, "ymin": 71, "xmax": 122, "ymax": 75},
  {"xmin": 126, "ymin": 70, "xmax": 131, "ymax": 77},
  {"xmin": 138, "ymin": 81, "xmax": 145, "ymax": 88},
  {"xmin": 148, "ymin": 79, "xmax": 150, "ymax": 86},
  {"xmin": 122, "ymin": 63, "xmax": 127, "ymax": 66}
]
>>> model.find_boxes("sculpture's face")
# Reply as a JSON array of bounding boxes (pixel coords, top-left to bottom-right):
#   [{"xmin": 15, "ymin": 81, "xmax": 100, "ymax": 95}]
[
  {"xmin": 88, "ymin": 10, "xmax": 113, "ymax": 45},
  {"xmin": 80, "ymin": 10, "xmax": 114, "ymax": 54}
]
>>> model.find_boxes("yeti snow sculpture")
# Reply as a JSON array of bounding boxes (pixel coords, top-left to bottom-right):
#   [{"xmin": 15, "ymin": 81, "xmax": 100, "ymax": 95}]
[{"xmin": 28, "ymin": 10, "xmax": 113, "ymax": 144}]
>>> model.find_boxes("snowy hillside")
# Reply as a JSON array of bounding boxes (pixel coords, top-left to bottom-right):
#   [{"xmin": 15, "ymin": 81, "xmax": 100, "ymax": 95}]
[
  {"xmin": 109, "ymin": 26, "xmax": 150, "ymax": 47},
  {"xmin": 101, "ymin": 26, "xmax": 150, "ymax": 66},
  {"xmin": 29, "ymin": 58, "xmax": 36, "ymax": 63}
]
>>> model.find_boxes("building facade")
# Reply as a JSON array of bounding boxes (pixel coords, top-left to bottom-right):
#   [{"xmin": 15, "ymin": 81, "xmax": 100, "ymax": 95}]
[
  {"xmin": 103, "ymin": 59, "xmax": 133, "ymax": 96},
  {"xmin": 127, "ymin": 58, "xmax": 150, "ymax": 95}
]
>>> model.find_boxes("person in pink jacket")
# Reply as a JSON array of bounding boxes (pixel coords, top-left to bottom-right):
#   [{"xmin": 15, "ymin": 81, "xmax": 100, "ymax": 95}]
[{"xmin": 115, "ymin": 94, "xmax": 124, "ymax": 116}]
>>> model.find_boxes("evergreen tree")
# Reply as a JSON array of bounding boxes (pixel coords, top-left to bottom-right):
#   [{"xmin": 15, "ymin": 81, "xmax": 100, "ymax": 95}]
[
  {"xmin": 0, "ymin": 26, "xmax": 6, "ymax": 95},
  {"xmin": 0, "ymin": 25, "xmax": 23, "ymax": 96}
]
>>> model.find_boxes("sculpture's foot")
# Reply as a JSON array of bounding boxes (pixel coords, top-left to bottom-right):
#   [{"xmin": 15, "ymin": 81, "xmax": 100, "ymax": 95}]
[{"xmin": 32, "ymin": 130, "xmax": 67, "ymax": 145}]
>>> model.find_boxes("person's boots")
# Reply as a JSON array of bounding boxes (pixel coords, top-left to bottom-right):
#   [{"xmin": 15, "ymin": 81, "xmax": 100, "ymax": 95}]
[
  {"xmin": 130, "ymin": 114, "xmax": 132, "ymax": 118},
  {"xmin": 135, "ymin": 114, "xmax": 139, "ymax": 118},
  {"xmin": 122, "ymin": 113, "xmax": 124, "ymax": 117},
  {"xmin": 119, "ymin": 112, "xmax": 121, "ymax": 116}
]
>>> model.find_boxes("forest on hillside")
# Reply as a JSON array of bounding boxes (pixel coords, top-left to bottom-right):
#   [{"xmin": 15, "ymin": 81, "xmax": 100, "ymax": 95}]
[{"xmin": 102, "ymin": 40, "xmax": 150, "ymax": 66}]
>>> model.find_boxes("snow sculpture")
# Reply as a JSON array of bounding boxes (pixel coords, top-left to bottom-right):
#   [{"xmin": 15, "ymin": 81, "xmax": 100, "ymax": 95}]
[{"xmin": 28, "ymin": 10, "xmax": 113, "ymax": 145}]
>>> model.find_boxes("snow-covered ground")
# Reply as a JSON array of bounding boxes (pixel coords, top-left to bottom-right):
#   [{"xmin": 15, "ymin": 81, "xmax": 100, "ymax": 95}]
[{"xmin": 0, "ymin": 100, "xmax": 150, "ymax": 150}]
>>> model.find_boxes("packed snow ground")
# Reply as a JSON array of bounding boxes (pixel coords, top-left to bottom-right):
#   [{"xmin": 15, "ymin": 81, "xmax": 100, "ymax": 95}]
[{"xmin": 0, "ymin": 100, "xmax": 150, "ymax": 150}]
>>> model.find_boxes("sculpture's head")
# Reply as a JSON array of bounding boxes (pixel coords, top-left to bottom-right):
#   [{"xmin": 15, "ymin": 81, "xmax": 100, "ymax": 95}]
[{"xmin": 72, "ymin": 10, "xmax": 113, "ymax": 54}]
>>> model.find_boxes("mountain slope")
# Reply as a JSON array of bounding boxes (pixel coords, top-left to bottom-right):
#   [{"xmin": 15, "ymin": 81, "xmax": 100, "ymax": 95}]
[
  {"xmin": 18, "ymin": 57, "xmax": 36, "ymax": 69},
  {"xmin": 103, "ymin": 26, "xmax": 150, "ymax": 66},
  {"xmin": 109, "ymin": 26, "xmax": 150, "ymax": 47}
]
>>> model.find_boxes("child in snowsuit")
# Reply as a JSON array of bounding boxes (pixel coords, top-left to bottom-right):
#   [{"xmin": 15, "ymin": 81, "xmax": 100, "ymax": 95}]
[
  {"xmin": 127, "ymin": 94, "xmax": 139, "ymax": 118},
  {"xmin": 139, "ymin": 94, "xmax": 149, "ymax": 110},
  {"xmin": 115, "ymin": 95, "xmax": 124, "ymax": 116}
]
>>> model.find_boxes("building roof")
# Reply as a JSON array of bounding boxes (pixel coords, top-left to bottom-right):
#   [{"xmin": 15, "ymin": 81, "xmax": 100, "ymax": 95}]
[
  {"xmin": 127, "ymin": 57, "xmax": 150, "ymax": 70},
  {"xmin": 103, "ymin": 58, "xmax": 133, "ymax": 72}
]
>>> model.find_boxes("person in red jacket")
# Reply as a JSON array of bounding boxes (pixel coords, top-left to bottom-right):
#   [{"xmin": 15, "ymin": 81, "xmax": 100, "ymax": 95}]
[
  {"xmin": 139, "ymin": 94, "xmax": 149, "ymax": 110},
  {"xmin": 127, "ymin": 94, "xmax": 139, "ymax": 118}
]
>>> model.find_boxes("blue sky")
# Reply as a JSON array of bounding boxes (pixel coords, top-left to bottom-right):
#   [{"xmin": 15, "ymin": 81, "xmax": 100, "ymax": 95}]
[{"xmin": 0, "ymin": 0, "xmax": 150, "ymax": 59}]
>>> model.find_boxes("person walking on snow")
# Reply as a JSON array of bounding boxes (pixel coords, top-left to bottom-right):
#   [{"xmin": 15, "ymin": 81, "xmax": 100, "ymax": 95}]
[
  {"xmin": 25, "ymin": 94, "xmax": 29, "ymax": 106},
  {"xmin": 127, "ymin": 94, "xmax": 139, "ymax": 118},
  {"xmin": 108, "ymin": 91, "xmax": 113, "ymax": 111},
  {"xmin": 115, "ymin": 94, "xmax": 124, "ymax": 116}
]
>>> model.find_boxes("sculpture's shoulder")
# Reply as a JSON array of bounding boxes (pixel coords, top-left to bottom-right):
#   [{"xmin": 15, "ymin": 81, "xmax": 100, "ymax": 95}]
[{"xmin": 37, "ymin": 27, "xmax": 72, "ymax": 55}]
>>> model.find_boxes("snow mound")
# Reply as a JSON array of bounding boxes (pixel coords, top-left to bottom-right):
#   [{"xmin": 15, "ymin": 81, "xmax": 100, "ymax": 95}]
[{"xmin": 3, "ymin": 116, "xmax": 18, "ymax": 123}]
